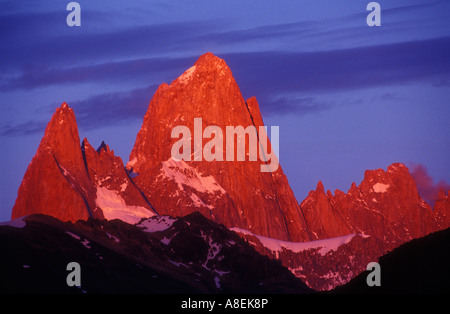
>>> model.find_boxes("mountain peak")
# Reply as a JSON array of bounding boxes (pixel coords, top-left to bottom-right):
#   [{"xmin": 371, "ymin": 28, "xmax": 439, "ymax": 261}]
[
  {"xmin": 361, "ymin": 163, "xmax": 408, "ymax": 182},
  {"xmin": 12, "ymin": 102, "xmax": 98, "ymax": 222},
  {"xmin": 60, "ymin": 101, "xmax": 70, "ymax": 109},
  {"xmin": 194, "ymin": 52, "xmax": 231, "ymax": 78},
  {"xmin": 97, "ymin": 141, "xmax": 110, "ymax": 154},
  {"xmin": 387, "ymin": 162, "xmax": 407, "ymax": 174},
  {"xmin": 39, "ymin": 102, "xmax": 82, "ymax": 163},
  {"xmin": 128, "ymin": 52, "xmax": 311, "ymax": 242},
  {"xmin": 195, "ymin": 52, "xmax": 226, "ymax": 69},
  {"xmin": 172, "ymin": 53, "xmax": 231, "ymax": 87},
  {"xmin": 54, "ymin": 101, "xmax": 74, "ymax": 119},
  {"xmin": 316, "ymin": 180, "xmax": 325, "ymax": 193},
  {"xmin": 81, "ymin": 137, "xmax": 90, "ymax": 148},
  {"xmin": 54, "ymin": 102, "xmax": 74, "ymax": 123}
]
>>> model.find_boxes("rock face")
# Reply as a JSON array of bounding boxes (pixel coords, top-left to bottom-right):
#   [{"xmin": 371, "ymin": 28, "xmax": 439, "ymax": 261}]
[
  {"xmin": 11, "ymin": 103, "xmax": 100, "ymax": 222},
  {"xmin": 235, "ymin": 163, "xmax": 450, "ymax": 290},
  {"xmin": 298, "ymin": 163, "xmax": 449, "ymax": 289},
  {"xmin": 433, "ymin": 190, "xmax": 450, "ymax": 229},
  {"xmin": 302, "ymin": 163, "xmax": 440, "ymax": 245},
  {"xmin": 127, "ymin": 53, "xmax": 311, "ymax": 242},
  {"xmin": 82, "ymin": 139, "xmax": 155, "ymax": 223},
  {"xmin": 11, "ymin": 104, "xmax": 155, "ymax": 223}
]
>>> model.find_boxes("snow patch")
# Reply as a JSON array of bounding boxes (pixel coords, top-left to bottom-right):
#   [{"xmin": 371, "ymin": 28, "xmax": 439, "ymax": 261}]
[
  {"xmin": 120, "ymin": 182, "xmax": 127, "ymax": 192},
  {"xmin": 189, "ymin": 193, "xmax": 213, "ymax": 209},
  {"xmin": 66, "ymin": 231, "xmax": 81, "ymax": 240},
  {"xmin": 161, "ymin": 157, "xmax": 226, "ymax": 195},
  {"xmin": 231, "ymin": 227, "xmax": 359, "ymax": 256},
  {"xmin": 169, "ymin": 260, "xmax": 189, "ymax": 268},
  {"xmin": 201, "ymin": 232, "xmax": 224, "ymax": 271},
  {"xmin": 177, "ymin": 65, "xmax": 196, "ymax": 84},
  {"xmin": 138, "ymin": 216, "xmax": 176, "ymax": 233},
  {"xmin": 214, "ymin": 276, "xmax": 221, "ymax": 289},
  {"xmin": 95, "ymin": 186, "xmax": 154, "ymax": 224},
  {"xmin": 127, "ymin": 157, "xmax": 137, "ymax": 168},
  {"xmin": 81, "ymin": 239, "xmax": 91, "ymax": 249},
  {"xmin": 289, "ymin": 265, "xmax": 303, "ymax": 272},
  {"xmin": 106, "ymin": 232, "xmax": 120, "ymax": 243},
  {"xmin": 373, "ymin": 183, "xmax": 390, "ymax": 193},
  {"xmin": 161, "ymin": 237, "xmax": 171, "ymax": 245},
  {"xmin": 161, "ymin": 232, "xmax": 178, "ymax": 245},
  {"xmin": 0, "ymin": 217, "xmax": 27, "ymax": 228}
]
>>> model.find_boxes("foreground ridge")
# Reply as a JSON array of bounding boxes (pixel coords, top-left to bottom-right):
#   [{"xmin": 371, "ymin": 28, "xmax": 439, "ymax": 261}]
[{"xmin": 0, "ymin": 213, "xmax": 312, "ymax": 293}]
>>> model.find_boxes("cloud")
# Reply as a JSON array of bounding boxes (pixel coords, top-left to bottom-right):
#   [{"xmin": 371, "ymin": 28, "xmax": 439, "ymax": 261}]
[
  {"xmin": 4, "ymin": 35, "xmax": 448, "ymax": 102},
  {"xmin": 261, "ymin": 96, "xmax": 329, "ymax": 116},
  {"xmin": 0, "ymin": 56, "xmax": 194, "ymax": 91},
  {"xmin": 410, "ymin": 163, "xmax": 450, "ymax": 205},
  {"xmin": 223, "ymin": 37, "xmax": 450, "ymax": 94},
  {"xmin": 2, "ymin": 0, "xmax": 449, "ymax": 121},
  {"xmin": 0, "ymin": 120, "xmax": 47, "ymax": 137},
  {"xmin": 0, "ymin": 19, "xmax": 218, "ymax": 72},
  {"xmin": 2, "ymin": 36, "xmax": 449, "ymax": 129},
  {"xmin": 0, "ymin": 85, "xmax": 158, "ymax": 137},
  {"xmin": 67, "ymin": 84, "xmax": 158, "ymax": 130},
  {"xmin": 219, "ymin": 37, "xmax": 450, "ymax": 115},
  {"xmin": 192, "ymin": 20, "xmax": 318, "ymax": 47},
  {"xmin": 1, "ymin": 3, "xmax": 449, "ymax": 124}
]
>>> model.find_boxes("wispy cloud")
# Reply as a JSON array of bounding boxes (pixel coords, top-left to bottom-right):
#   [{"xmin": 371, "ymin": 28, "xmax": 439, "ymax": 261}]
[
  {"xmin": 1, "ymin": 1, "xmax": 449, "ymax": 134},
  {"xmin": 0, "ymin": 120, "xmax": 47, "ymax": 137},
  {"xmin": 225, "ymin": 37, "xmax": 450, "ymax": 93},
  {"xmin": 261, "ymin": 96, "xmax": 329, "ymax": 116},
  {"xmin": 3, "ymin": 36, "xmax": 449, "ymax": 95},
  {"xmin": 0, "ymin": 85, "xmax": 157, "ymax": 137},
  {"xmin": 65, "ymin": 84, "xmax": 157, "ymax": 130},
  {"xmin": 0, "ymin": 56, "xmax": 193, "ymax": 91},
  {"xmin": 2, "ymin": 36, "xmax": 449, "ymax": 135},
  {"xmin": 1, "ymin": 19, "xmax": 218, "ymax": 72}
]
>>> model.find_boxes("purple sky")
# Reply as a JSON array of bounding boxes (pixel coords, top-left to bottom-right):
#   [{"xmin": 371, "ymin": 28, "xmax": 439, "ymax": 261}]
[{"xmin": 1, "ymin": 0, "xmax": 449, "ymax": 221}]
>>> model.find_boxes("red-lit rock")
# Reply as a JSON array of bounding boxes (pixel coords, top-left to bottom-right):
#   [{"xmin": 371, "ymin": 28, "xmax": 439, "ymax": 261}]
[
  {"xmin": 83, "ymin": 139, "xmax": 155, "ymax": 222},
  {"xmin": 433, "ymin": 190, "xmax": 450, "ymax": 229},
  {"xmin": 10, "ymin": 53, "xmax": 449, "ymax": 291},
  {"xmin": 128, "ymin": 52, "xmax": 311, "ymax": 241},
  {"xmin": 11, "ymin": 103, "xmax": 101, "ymax": 222},
  {"xmin": 11, "ymin": 104, "xmax": 155, "ymax": 223},
  {"xmin": 301, "ymin": 164, "xmax": 441, "ymax": 242}
]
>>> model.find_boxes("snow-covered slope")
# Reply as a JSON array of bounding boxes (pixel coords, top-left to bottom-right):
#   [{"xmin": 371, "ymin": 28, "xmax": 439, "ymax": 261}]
[{"xmin": 231, "ymin": 227, "xmax": 368, "ymax": 256}]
